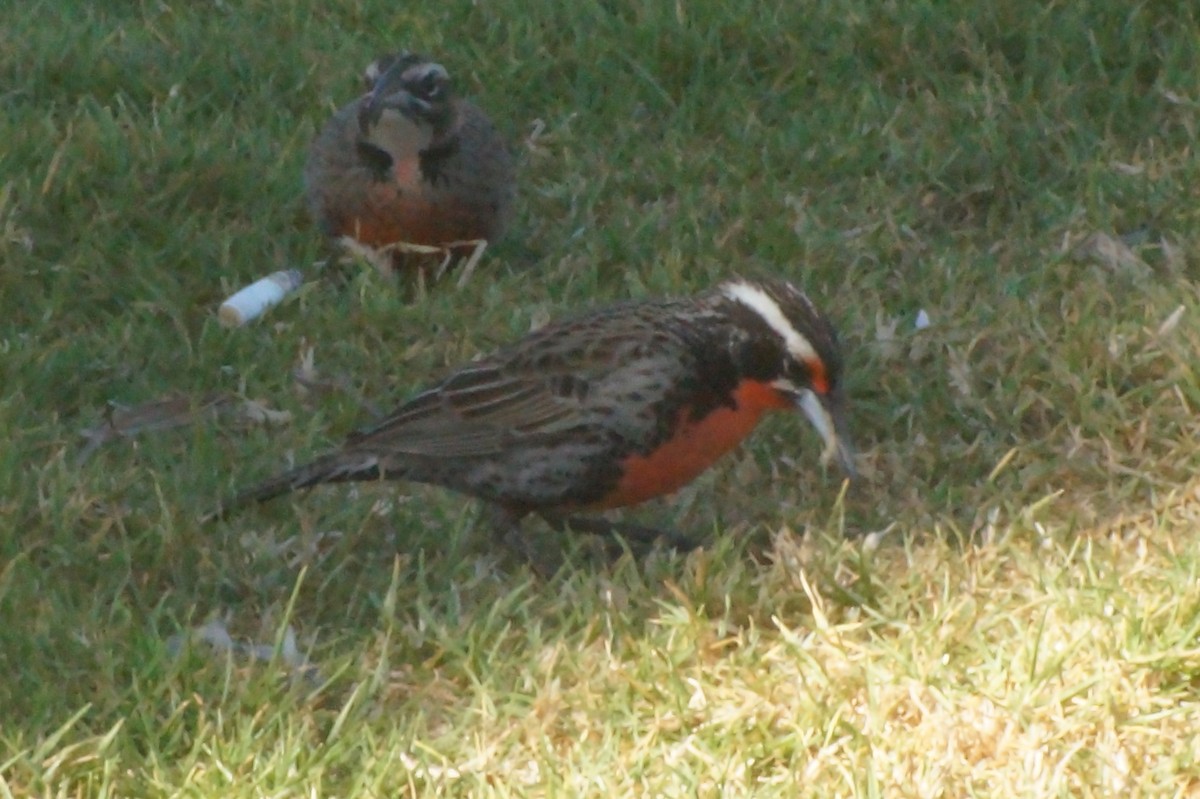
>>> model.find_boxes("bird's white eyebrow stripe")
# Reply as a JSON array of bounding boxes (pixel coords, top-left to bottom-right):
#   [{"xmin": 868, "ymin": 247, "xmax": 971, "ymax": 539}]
[
  {"xmin": 407, "ymin": 63, "xmax": 448, "ymax": 81},
  {"xmin": 722, "ymin": 281, "xmax": 819, "ymax": 362}
]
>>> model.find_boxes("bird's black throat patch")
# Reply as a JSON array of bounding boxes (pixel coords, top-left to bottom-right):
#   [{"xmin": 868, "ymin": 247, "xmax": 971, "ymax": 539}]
[
  {"xmin": 418, "ymin": 136, "xmax": 461, "ymax": 186},
  {"xmin": 355, "ymin": 141, "xmax": 395, "ymax": 181}
]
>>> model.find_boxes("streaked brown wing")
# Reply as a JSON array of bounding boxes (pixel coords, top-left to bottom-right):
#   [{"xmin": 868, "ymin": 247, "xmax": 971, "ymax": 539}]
[
  {"xmin": 342, "ymin": 365, "xmax": 588, "ymax": 459},
  {"xmin": 341, "ymin": 302, "xmax": 695, "ymax": 460}
]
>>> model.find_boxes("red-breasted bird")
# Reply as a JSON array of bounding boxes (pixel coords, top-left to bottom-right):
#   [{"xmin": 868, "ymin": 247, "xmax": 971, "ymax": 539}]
[
  {"xmin": 214, "ymin": 278, "xmax": 855, "ymax": 553},
  {"xmin": 304, "ymin": 51, "xmax": 515, "ymax": 275}
]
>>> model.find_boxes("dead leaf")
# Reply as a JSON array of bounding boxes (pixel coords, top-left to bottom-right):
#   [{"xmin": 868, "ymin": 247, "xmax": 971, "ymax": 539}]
[
  {"xmin": 77, "ymin": 392, "xmax": 234, "ymax": 464},
  {"xmin": 947, "ymin": 347, "xmax": 974, "ymax": 398},
  {"xmin": 872, "ymin": 312, "xmax": 903, "ymax": 360},
  {"xmin": 293, "ymin": 345, "xmax": 319, "ymax": 398},
  {"xmin": 237, "ymin": 399, "xmax": 293, "ymax": 426},
  {"xmin": 1071, "ymin": 231, "xmax": 1151, "ymax": 276},
  {"xmin": 78, "ymin": 392, "xmax": 295, "ymax": 464}
]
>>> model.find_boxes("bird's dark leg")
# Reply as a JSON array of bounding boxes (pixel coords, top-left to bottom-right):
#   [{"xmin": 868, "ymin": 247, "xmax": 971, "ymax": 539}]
[
  {"xmin": 484, "ymin": 504, "xmax": 560, "ymax": 577},
  {"xmin": 537, "ymin": 513, "xmax": 699, "ymax": 554}
]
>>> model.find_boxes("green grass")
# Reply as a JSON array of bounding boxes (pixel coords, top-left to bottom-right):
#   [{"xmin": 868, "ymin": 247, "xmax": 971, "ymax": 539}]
[{"xmin": 3, "ymin": 0, "xmax": 1200, "ymax": 795}]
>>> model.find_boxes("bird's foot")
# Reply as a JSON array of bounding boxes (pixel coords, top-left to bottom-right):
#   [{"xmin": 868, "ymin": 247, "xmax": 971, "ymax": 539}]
[{"xmin": 485, "ymin": 506, "xmax": 562, "ymax": 577}]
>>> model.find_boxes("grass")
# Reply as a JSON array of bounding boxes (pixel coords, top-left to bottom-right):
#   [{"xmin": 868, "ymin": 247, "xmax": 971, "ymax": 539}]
[{"xmin": 2, "ymin": 0, "xmax": 1200, "ymax": 795}]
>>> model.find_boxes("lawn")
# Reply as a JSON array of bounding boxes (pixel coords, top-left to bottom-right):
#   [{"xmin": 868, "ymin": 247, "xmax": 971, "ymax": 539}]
[{"xmin": 3, "ymin": 0, "xmax": 1200, "ymax": 795}]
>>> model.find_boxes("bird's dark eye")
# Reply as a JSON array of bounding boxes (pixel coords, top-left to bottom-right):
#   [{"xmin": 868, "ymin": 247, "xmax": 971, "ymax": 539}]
[{"xmin": 418, "ymin": 74, "xmax": 443, "ymax": 100}]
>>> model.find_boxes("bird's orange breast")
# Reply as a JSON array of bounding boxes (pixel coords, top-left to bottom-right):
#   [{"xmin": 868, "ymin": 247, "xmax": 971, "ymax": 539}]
[
  {"xmin": 595, "ymin": 379, "xmax": 792, "ymax": 510},
  {"xmin": 332, "ymin": 159, "xmax": 490, "ymax": 249}
]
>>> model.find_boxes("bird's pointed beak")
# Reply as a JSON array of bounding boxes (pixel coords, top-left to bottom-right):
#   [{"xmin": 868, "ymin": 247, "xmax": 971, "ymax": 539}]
[
  {"xmin": 359, "ymin": 72, "xmax": 427, "ymax": 133},
  {"xmin": 796, "ymin": 389, "xmax": 857, "ymax": 480}
]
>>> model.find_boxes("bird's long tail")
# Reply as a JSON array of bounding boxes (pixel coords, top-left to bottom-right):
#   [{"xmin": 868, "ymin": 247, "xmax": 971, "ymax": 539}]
[{"xmin": 205, "ymin": 453, "xmax": 384, "ymax": 521}]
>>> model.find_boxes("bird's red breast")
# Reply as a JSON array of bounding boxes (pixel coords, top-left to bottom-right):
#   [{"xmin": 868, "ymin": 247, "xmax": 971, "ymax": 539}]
[
  {"xmin": 337, "ymin": 169, "xmax": 488, "ymax": 249},
  {"xmin": 594, "ymin": 379, "xmax": 792, "ymax": 509}
]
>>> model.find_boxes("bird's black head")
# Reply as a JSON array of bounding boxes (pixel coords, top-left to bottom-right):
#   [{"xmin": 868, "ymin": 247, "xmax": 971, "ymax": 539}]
[
  {"xmin": 358, "ymin": 51, "xmax": 454, "ymax": 135},
  {"xmin": 720, "ymin": 278, "xmax": 856, "ymax": 478}
]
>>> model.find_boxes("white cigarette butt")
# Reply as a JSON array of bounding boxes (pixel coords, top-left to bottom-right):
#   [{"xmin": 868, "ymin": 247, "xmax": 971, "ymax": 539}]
[{"xmin": 218, "ymin": 270, "xmax": 304, "ymax": 327}]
